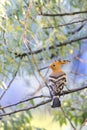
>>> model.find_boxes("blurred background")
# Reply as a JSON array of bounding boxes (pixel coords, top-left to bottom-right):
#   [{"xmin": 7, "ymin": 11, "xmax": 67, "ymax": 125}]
[{"xmin": 0, "ymin": 0, "xmax": 87, "ymax": 130}]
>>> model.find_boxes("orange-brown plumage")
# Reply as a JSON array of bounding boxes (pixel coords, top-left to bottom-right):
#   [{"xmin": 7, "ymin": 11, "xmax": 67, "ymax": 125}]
[
  {"xmin": 49, "ymin": 60, "xmax": 70, "ymax": 73},
  {"xmin": 48, "ymin": 60, "xmax": 70, "ymax": 108}
]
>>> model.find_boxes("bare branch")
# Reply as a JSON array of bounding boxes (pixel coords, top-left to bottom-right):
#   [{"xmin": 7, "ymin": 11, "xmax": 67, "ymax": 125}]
[
  {"xmin": 39, "ymin": 66, "xmax": 49, "ymax": 71},
  {"xmin": 1, "ymin": 85, "xmax": 86, "ymax": 110},
  {"xmin": 23, "ymin": 0, "xmax": 49, "ymax": 88},
  {"xmin": 0, "ymin": 61, "xmax": 21, "ymax": 100},
  {"xmin": 40, "ymin": 10, "xmax": 87, "ymax": 17},
  {"xmin": 0, "ymin": 85, "xmax": 87, "ymax": 117},
  {"xmin": 75, "ymin": 56, "xmax": 87, "ymax": 63},
  {"xmin": 15, "ymin": 35, "xmax": 87, "ymax": 58},
  {"xmin": 79, "ymin": 119, "xmax": 87, "ymax": 130},
  {"xmin": 43, "ymin": 18, "xmax": 87, "ymax": 29},
  {"xmin": 25, "ymin": 41, "xmax": 49, "ymax": 88},
  {"xmin": 23, "ymin": 0, "xmax": 32, "ymax": 39},
  {"xmin": 0, "ymin": 95, "xmax": 49, "ymax": 109},
  {"xmin": 71, "ymin": 71, "xmax": 87, "ymax": 77},
  {"xmin": 61, "ymin": 107, "xmax": 76, "ymax": 130},
  {"xmin": 0, "ymin": 99, "xmax": 51, "ymax": 117},
  {"xmin": 60, "ymin": 85, "xmax": 87, "ymax": 96},
  {"xmin": 68, "ymin": 22, "xmax": 86, "ymax": 35}
]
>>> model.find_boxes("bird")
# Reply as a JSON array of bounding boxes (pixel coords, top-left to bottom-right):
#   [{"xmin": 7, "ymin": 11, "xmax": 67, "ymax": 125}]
[{"xmin": 48, "ymin": 60, "xmax": 70, "ymax": 108}]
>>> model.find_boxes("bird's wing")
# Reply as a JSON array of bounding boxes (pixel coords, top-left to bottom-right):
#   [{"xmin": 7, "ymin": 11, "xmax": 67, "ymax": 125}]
[{"xmin": 49, "ymin": 72, "xmax": 66, "ymax": 96}]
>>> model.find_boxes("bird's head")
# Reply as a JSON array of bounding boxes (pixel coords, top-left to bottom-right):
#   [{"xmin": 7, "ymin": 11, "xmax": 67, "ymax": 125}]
[{"xmin": 49, "ymin": 60, "xmax": 70, "ymax": 72}]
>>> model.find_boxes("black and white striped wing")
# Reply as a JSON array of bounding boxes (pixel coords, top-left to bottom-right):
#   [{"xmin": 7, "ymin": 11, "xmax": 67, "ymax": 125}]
[{"xmin": 49, "ymin": 72, "xmax": 66, "ymax": 97}]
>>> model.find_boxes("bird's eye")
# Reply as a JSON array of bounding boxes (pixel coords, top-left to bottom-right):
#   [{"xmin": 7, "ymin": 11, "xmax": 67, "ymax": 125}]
[{"xmin": 53, "ymin": 64, "xmax": 55, "ymax": 67}]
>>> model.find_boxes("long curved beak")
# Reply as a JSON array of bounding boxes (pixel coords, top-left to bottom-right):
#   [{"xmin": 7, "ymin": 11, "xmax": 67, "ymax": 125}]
[{"xmin": 39, "ymin": 66, "xmax": 49, "ymax": 71}]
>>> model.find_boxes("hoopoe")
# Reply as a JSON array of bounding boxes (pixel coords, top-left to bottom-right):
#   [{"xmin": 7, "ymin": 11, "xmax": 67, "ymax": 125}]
[{"xmin": 48, "ymin": 60, "xmax": 70, "ymax": 108}]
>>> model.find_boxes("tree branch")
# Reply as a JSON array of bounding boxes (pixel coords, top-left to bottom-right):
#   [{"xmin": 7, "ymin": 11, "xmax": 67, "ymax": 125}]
[
  {"xmin": 43, "ymin": 18, "xmax": 87, "ymax": 29},
  {"xmin": 0, "ymin": 85, "xmax": 87, "ymax": 117},
  {"xmin": 79, "ymin": 119, "xmax": 87, "ymax": 130},
  {"xmin": 40, "ymin": 10, "xmax": 87, "ymax": 17},
  {"xmin": 0, "ymin": 61, "xmax": 21, "ymax": 100},
  {"xmin": 61, "ymin": 107, "xmax": 76, "ymax": 130},
  {"xmin": 68, "ymin": 22, "xmax": 86, "ymax": 35},
  {"xmin": 15, "ymin": 35, "xmax": 87, "ymax": 58},
  {"xmin": 0, "ymin": 95, "xmax": 50, "ymax": 109},
  {"xmin": 0, "ymin": 99, "xmax": 51, "ymax": 117},
  {"xmin": 60, "ymin": 85, "xmax": 87, "ymax": 96}
]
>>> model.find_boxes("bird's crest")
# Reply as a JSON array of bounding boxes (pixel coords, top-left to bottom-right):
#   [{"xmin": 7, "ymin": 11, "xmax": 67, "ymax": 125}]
[
  {"xmin": 54, "ymin": 59, "xmax": 70, "ymax": 64},
  {"xmin": 39, "ymin": 59, "xmax": 70, "ymax": 71},
  {"xmin": 49, "ymin": 59, "xmax": 70, "ymax": 72}
]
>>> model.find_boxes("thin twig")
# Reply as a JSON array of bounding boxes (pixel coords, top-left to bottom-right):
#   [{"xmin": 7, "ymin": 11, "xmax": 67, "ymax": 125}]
[
  {"xmin": 44, "ymin": 68, "xmax": 49, "ymax": 77},
  {"xmin": 0, "ymin": 99, "xmax": 51, "ymax": 117},
  {"xmin": 43, "ymin": 18, "xmax": 87, "ymax": 29},
  {"xmin": 79, "ymin": 119, "xmax": 87, "ymax": 130},
  {"xmin": 71, "ymin": 71, "xmax": 87, "ymax": 76},
  {"xmin": 25, "ymin": 53, "xmax": 42, "ymax": 93},
  {"xmin": 23, "ymin": 1, "xmax": 49, "ymax": 88},
  {"xmin": 75, "ymin": 56, "xmax": 87, "ymax": 63},
  {"xmin": 2, "ymin": 30, "xmax": 7, "ymax": 45},
  {"xmin": 15, "ymin": 35, "xmax": 87, "ymax": 58},
  {"xmin": 23, "ymin": 0, "xmax": 45, "ymax": 93},
  {"xmin": 0, "ymin": 95, "xmax": 50, "ymax": 109},
  {"xmin": 23, "ymin": 0, "xmax": 32, "ymax": 39},
  {"xmin": 40, "ymin": 10, "xmax": 87, "ymax": 17},
  {"xmin": 0, "ymin": 85, "xmax": 87, "ymax": 117},
  {"xmin": 68, "ymin": 22, "xmax": 86, "ymax": 35},
  {"xmin": 39, "ymin": 66, "xmax": 49, "ymax": 71},
  {"xmin": 25, "ymin": 41, "xmax": 49, "ymax": 88},
  {"xmin": 61, "ymin": 107, "xmax": 76, "ymax": 130},
  {"xmin": 31, "ymin": 85, "xmax": 43, "ymax": 96},
  {"xmin": 60, "ymin": 85, "xmax": 87, "ymax": 96},
  {"xmin": 1, "ymin": 85, "xmax": 87, "ymax": 110},
  {"xmin": 0, "ymin": 61, "xmax": 21, "ymax": 100}
]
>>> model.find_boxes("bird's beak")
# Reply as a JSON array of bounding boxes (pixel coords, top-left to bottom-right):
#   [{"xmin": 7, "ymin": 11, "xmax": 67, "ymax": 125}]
[{"xmin": 39, "ymin": 66, "xmax": 49, "ymax": 71}]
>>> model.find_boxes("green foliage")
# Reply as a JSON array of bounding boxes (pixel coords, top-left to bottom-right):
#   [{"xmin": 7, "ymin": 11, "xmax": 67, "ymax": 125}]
[
  {"xmin": 0, "ymin": 111, "xmax": 46, "ymax": 130},
  {"xmin": 51, "ymin": 91, "xmax": 87, "ymax": 128},
  {"xmin": 0, "ymin": 0, "xmax": 87, "ymax": 130},
  {"xmin": 0, "ymin": 111, "xmax": 32, "ymax": 130}
]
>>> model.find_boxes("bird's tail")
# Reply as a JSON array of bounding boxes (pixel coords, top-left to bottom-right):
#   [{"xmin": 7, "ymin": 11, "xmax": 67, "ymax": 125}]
[{"xmin": 51, "ymin": 96, "xmax": 61, "ymax": 108}]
